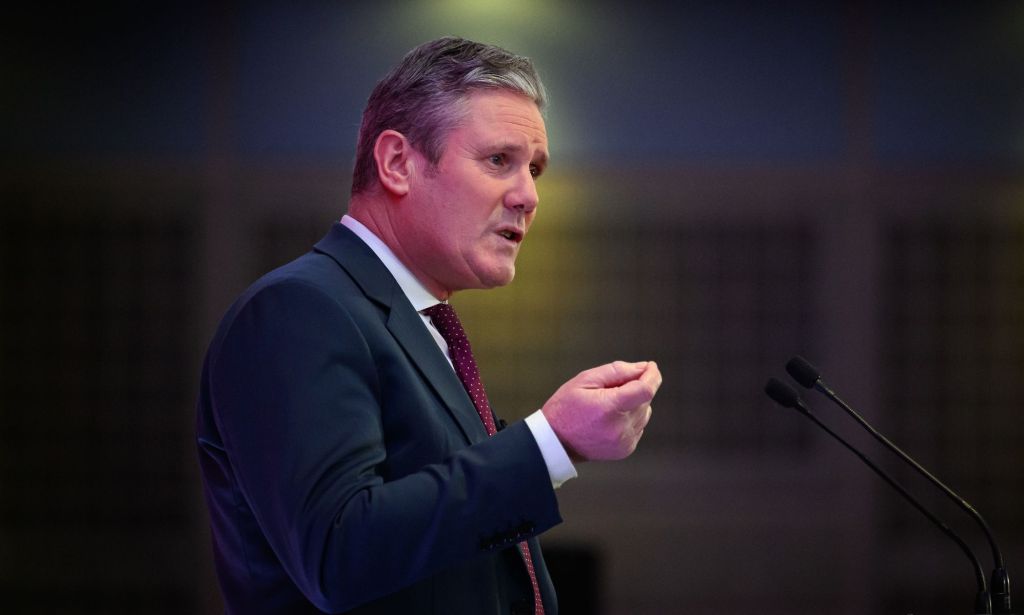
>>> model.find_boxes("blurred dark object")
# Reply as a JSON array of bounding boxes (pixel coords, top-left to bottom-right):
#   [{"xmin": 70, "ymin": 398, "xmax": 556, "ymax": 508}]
[{"xmin": 544, "ymin": 543, "xmax": 604, "ymax": 615}]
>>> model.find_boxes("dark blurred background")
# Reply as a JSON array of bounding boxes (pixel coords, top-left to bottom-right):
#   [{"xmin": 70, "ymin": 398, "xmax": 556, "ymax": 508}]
[{"xmin": 2, "ymin": 2, "xmax": 1023, "ymax": 614}]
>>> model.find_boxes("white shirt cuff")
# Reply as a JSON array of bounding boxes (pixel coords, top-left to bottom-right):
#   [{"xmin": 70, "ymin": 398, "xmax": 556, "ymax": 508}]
[{"xmin": 524, "ymin": 410, "xmax": 578, "ymax": 489}]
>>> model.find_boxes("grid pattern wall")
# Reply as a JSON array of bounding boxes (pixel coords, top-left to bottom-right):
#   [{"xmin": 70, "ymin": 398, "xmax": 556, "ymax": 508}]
[
  {"xmin": 565, "ymin": 221, "xmax": 816, "ymax": 455},
  {"xmin": 878, "ymin": 219, "xmax": 1024, "ymax": 611},
  {"xmin": 0, "ymin": 204, "xmax": 197, "ymax": 614}
]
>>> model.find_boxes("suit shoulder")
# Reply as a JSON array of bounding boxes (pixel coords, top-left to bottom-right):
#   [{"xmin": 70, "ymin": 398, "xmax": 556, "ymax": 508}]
[
  {"xmin": 208, "ymin": 250, "xmax": 380, "ymax": 349},
  {"xmin": 253, "ymin": 250, "xmax": 360, "ymax": 299}
]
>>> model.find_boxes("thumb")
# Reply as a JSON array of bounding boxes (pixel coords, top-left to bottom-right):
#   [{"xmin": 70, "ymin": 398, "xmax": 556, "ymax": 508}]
[
  {"xmin": 609, "ymin": 374, "xmax": 657, "ymax": 409},
  {"xmin": 608, "ymin": 361, "xmax": 662, "ymax": 408},
  {"xmin": 577, "ymin": 361, "xmax": 649, "ymax": 389}
]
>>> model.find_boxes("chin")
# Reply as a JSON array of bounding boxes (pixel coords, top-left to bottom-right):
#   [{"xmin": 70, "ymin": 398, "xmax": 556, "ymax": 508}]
[{"xmin": 475, "ymin": 265, "xmax": 516, "ymax": 289}]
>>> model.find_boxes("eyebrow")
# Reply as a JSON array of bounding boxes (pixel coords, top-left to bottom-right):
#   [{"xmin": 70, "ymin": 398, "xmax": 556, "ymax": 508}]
[{"xmin": 494, "ymin": 141, "xmax": 549, "ymax": 167}]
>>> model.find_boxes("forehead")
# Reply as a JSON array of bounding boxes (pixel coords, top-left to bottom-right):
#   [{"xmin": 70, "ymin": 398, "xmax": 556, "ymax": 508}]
[{"xmin": 454, "ymin": 89, "xmax": 548, "ymax": 153}]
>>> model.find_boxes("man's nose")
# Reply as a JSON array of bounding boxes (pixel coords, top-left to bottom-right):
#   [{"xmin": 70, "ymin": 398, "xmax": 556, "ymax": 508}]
[{"xmin": 505, "ymin": 167, "xmax": 539, "ymax": 213}]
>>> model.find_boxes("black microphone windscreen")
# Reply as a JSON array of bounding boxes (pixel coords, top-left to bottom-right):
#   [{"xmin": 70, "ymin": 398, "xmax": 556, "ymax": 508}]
[
  {"xmin": 764, "ymin": 378, "xmax": 800, "ymax": 409},
  {"xmin": 786, "ymin": 356, "xmax": 820, "ymax": 389}
]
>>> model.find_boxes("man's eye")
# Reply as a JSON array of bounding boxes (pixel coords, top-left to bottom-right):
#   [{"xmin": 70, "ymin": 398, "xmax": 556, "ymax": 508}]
[
  {"xmin": 529, "ymin": 164, "xmax": 540, "ymax": 178},
  {"xmin": 488, "ymin": 154, "xmax": 505, "ymax": 166}
]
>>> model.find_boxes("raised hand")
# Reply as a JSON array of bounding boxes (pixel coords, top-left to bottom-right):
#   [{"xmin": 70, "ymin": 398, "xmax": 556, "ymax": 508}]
[{"xmin": 542, "ymin": 361, "xmax": 662, "ymax": 461}]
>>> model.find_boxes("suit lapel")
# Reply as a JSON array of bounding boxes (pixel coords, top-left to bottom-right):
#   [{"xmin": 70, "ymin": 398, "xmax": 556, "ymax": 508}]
[
  {"xmin": 314, "ymin": 223, "xmax": 489, "ymax": 444},
  {"xmin": 384, "ymin": 303, "xmax": 489, "ymax": 443}
]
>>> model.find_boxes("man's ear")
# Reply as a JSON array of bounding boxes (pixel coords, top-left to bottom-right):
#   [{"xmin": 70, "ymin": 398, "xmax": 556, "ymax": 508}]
[{"xmin": 373, "ymin": 129, "xmax": 414, "ymax": 196}]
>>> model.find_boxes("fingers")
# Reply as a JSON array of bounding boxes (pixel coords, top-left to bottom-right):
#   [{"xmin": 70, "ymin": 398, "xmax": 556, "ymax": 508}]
[
  {"xmin": 544, "ymin": 359, "xmax": 661, "ymax": 462},
  {"xmin": 630, "ymin": 403, "xmax": 653, "ymax": 432},
  {"xmin": 613, "ymin": 379, "xmax": 652, "ymax": 411},
  {"xmin": 639, "ymin": 361, "xmax": 663, "ymax": 390},
  {"xmin": 611, "ymin": 362, "xmax": 661, "ymax": 410},
  {"xmin": 576, "ymin": 360, "xmax": 649, "ymax": 388}
]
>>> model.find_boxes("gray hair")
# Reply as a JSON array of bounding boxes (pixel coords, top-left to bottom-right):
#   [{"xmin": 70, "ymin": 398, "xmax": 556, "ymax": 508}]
[{"xmin": 350, "ymin": 37, "xmax": 546, "ymax": 195}]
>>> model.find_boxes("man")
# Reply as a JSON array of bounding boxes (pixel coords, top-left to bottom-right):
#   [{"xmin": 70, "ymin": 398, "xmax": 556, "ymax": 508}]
[{"xmin": 196, "ymin": 37, "xmax": 661, "ymax": 614}]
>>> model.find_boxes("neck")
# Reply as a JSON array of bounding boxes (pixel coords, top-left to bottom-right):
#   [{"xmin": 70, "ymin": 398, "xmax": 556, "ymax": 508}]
[{"xmin": 347, "ymin": 195, "xmax": 452, "ymax": 302}]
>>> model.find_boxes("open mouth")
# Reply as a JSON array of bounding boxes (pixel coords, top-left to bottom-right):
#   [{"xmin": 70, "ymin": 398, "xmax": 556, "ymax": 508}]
[{"xmin": 497, "ymin": 229, "xmax": 523, "ymax": 243}]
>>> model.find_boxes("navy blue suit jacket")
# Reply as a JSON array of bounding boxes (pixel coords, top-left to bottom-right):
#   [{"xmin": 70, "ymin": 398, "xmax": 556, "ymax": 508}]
[{"xmin": 196, "ymin": 223, "xmax": 562, "ymax": 614}]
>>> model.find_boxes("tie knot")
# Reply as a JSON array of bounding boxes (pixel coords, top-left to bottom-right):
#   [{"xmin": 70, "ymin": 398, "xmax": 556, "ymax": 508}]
[{"xmin": 423, "ymin": 302, "xmax": 465, "ymax": 345}]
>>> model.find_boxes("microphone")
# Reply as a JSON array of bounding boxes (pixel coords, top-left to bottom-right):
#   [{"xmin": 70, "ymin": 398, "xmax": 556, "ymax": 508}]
[
  {"xmin": 786, "ymin": 356, "xmax": 1012, "ymax": 614},
  {"xmin": 763, "ymin": 378, "xmax": 992, "ymax": 614}
]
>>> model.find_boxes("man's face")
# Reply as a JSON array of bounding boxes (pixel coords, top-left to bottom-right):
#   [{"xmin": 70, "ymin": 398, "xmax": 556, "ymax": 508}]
[{"xmin": 396, "ymin": 89, "xmax": 549, "ymax": 299}]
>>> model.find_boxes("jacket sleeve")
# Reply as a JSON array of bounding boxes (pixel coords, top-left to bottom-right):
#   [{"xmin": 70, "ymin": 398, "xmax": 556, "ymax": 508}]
[{"xmin": 206, "ymin": 279, "xmax": 562, "ymax": 612}]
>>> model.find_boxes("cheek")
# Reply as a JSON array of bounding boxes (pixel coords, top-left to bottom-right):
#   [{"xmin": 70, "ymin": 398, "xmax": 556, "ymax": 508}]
[{"xmin": 436, "ymin": 179, "xmax": 501, "ymax": 250}]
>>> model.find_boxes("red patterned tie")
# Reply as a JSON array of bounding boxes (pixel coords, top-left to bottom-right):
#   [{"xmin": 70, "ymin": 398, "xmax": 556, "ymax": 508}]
[{"xmin": 423, "ymin": 302, "xmax": 545, "ymax": 615}]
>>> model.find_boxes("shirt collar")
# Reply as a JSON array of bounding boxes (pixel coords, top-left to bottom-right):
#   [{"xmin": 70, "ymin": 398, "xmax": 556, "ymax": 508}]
[{"xmin": 340, "ymin": 215, "xmax": 441, "ymax": 311}]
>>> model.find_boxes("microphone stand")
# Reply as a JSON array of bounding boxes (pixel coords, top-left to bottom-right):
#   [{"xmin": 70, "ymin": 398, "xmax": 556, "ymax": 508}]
[
  {"xmin": 764, "ymin": 378, "xmax": 993, "ymax": 614},
  {"xmin": 786, "ymin": 356, "xmax": 1012, "ymax": 613}
]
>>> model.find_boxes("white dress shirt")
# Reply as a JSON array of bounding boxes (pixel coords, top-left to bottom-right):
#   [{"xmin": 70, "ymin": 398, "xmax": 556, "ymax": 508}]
[{"xmin": 340, "ymin": 215, "xmax": 577, "ymax": 488}]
